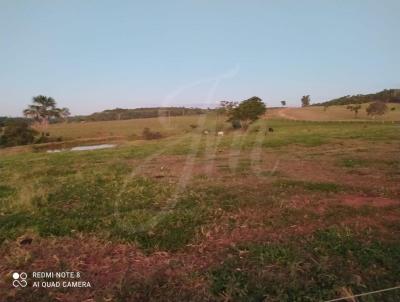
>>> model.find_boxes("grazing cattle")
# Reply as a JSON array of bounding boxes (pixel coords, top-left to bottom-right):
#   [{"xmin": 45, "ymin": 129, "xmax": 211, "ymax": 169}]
[
  {"xmin": 203, "ymin": 130, "xmax": 209, "ymax": 135},
  {"xmin": 217, "ymin": 131, "xmax": 224, "ymax": 136}
]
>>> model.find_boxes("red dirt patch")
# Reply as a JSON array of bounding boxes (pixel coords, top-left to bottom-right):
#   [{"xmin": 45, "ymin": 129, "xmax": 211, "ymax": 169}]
[{"xmin": 342, "ymin": 195, "xmax": 399, "ymax": 208}]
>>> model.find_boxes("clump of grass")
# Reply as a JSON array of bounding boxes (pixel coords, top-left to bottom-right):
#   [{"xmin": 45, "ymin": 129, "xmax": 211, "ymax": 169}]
[
  {"xmin": 142, "ymin": 127, "xmax": 163, "ymax": 140},
  {"xmin": 339, "ymin": 157, "xmax": 367, "ymax": 168},
  {"xmin": 209, "ymin": 258, "xmax": 265, "ymax": 301},
  {"xmin": 0, "ymin": 184, "xmax": 15, "ymax": 199},
  {"xmin": 125, "ymin": 205, "xmax": 208, "ymax": 251},
  {"xmin": 274, "ymin": 180, "xmax": 342, "ymax": 193},
  {"xmin": 110, "ymin": 189, "xmax": 213, "ymax": 251},
  {"xmin": 244, "ymin": 243, "xmax": 297, "ymax": 265},
  {"xmin": 0, "ymin": 212, "xmax": 34, "ymax": 243}
]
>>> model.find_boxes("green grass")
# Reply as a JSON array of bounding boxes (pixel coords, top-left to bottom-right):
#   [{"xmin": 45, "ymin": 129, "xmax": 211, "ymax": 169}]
[
  {"xmin": 45, "ymin": 114, "xmax": 225, "ymax": 140},
  {"xmin": 209, "ymin": 228, "xmax": 400, "ymax": 301},
  {"xmin": 1, "ymin": 117, "xmax": 400, "ymax": 300},
  {"xmin": 0, "ymin": 184, "xmax": 15, "ymax": 199},
  {"xmin": 0, "ymin": 174, "xmax": 218, "ymax": 251},
  {"xmin": 0, "ymin": 119, "xmax": 396, "ymax": 244}
]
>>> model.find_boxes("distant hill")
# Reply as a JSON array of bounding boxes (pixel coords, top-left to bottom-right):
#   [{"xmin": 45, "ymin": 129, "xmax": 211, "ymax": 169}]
[
  {"xmin": 69, "ymin": 107, "xmax": 207, "ymax": 122},
  {"xmin": 314, "ymin": 89, "xmax": 400, "ymax": 106}
]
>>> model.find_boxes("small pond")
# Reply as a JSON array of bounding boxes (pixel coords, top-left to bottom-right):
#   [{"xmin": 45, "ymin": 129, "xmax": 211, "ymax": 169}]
[{"xmin": 47, "ymin": 144, "xmax": 116, "ymax": 153}]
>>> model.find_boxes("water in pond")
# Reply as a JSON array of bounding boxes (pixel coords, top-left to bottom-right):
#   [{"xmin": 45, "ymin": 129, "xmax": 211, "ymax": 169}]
[
  {"xmin": 71, "ymin": 144, "xmax": 116, "ymax": 151},
  {"xmin": 47, "ymin": 144, "xmax": 116, "ymax": 153}
]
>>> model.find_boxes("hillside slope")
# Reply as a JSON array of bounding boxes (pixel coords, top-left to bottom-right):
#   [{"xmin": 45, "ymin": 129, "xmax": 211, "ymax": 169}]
[
  {"xmin": 314, "ymin": 89, "xmax": 400, "ymax": 106},
  {"xmin": 267, "ymin": 103, "xmax": 400, "ymax": 121}
]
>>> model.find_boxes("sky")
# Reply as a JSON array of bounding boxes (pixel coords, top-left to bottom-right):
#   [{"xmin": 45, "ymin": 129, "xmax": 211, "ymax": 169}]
[{"xmin": 1, "ymin": 0, "xmax": 399, "ymax": 116}]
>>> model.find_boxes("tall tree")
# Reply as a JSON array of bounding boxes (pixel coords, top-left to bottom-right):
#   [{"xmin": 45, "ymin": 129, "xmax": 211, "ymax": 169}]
[
  {"xmin": 301, "ymin": 95, "xmax": 311, "ymax": 107},
  {"xmin": 346, "ymin": 104, "xmax": 362, "ymax": 118},
  {"xmin": 23, "ymin": 95, "xmax": 69, "ymax": 135}
]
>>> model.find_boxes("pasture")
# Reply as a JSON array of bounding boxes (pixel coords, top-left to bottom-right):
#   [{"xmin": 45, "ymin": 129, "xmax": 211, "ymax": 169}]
[
  {"xmin": 44, "ymin": 113, "xmax": 231, "ymax": 140},
  {"xmin": 268, "ymin": 103, "xmax": 400, "ymax": 121},
  {"xmin": 1, "ymin": 115, "xmax": 400, "ymax": 301}
]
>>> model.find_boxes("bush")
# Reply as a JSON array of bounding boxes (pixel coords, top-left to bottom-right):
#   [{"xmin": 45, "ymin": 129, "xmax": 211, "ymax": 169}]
[
  {"xmin": 366, "ymin": 101, "xmax": 388, "ymax": 117},
  {"xmin": 142, "ymin": 128, "xmax": 163, "ymax": 140},
  {"xmin": 0, "ymin": 120, "xmax": 37, "ymax": 147}
]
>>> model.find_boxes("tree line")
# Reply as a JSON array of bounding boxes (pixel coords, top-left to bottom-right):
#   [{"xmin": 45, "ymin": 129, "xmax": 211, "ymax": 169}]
[
  {"xmin": 313, "ymin": 89, "xmax": 400, "ymax": 106},
  {"xmin": 80, "ymin": 107, "xmax": 206, "ymax": 122}
]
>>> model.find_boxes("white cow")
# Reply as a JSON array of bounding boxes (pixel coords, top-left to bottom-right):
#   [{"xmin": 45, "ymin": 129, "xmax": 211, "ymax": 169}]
[{"xmin": 217, "ymin": 131, "xmax": 224, "ymax": 136}]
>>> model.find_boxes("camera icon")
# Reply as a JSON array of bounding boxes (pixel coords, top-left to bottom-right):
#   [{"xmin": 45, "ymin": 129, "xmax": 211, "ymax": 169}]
[{"xmin": 12, "ymin": 272, "xmax": 28, "ymax": 288}]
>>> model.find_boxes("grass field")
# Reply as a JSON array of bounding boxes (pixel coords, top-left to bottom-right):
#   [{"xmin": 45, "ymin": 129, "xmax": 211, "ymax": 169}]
[
  {"xmin": 45, "ymin": 114, "xmax": 222, "ymax": 140},
  {"xmin": 1, "ymin": 115, "xmax": 400, "ymax": 301},
  {"xmin": 268, "ymin": 103, "xmax": 400, "ymax": 121}
]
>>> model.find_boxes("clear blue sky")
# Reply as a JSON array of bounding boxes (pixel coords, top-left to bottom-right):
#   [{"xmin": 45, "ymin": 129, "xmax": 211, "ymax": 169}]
[{"xmin": 1, "ymin": 0, "xmax": 399, "ymax": 116}]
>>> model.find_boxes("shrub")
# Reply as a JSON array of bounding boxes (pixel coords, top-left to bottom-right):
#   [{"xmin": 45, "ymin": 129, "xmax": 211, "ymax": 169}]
[
  {"xmin": 366, "ymin": 101, "xmax": 388, "ymax": 117},
  {"xmin": 0, "ymin": 120, "xmax": 37, "ymax": 147},
  {"xmin": 142, "ymin": 128, "xmax": 163, "ymax": 140}
]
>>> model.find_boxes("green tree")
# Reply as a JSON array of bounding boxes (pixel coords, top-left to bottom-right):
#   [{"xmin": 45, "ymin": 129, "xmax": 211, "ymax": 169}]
[
  {"xmin": 228, "ymin": 97, "xmax": 266, "ymax": 129},
  {"xmin": 366, "ymin": 102, "xmax": 388, "ymax": 118},
  {"xmin": 23, "ymin": 95, "xmax": 69, "ymax": 135},
  {"xmin": 301, "ymin": 95, "xmax": 311, "ymax": 107},
  {"xmin": 346, "ymin": 104, "xmax": 362, "ymax": 118}
]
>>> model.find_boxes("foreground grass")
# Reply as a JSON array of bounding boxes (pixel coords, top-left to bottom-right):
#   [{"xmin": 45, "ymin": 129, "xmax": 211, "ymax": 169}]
[
  {"xmin": 210, "ymin": 228, "xmax": 400, "ymax": 301},
  {"xmin": 1, "ymin": 119, "xmax": 400, "ymax": 301}
]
